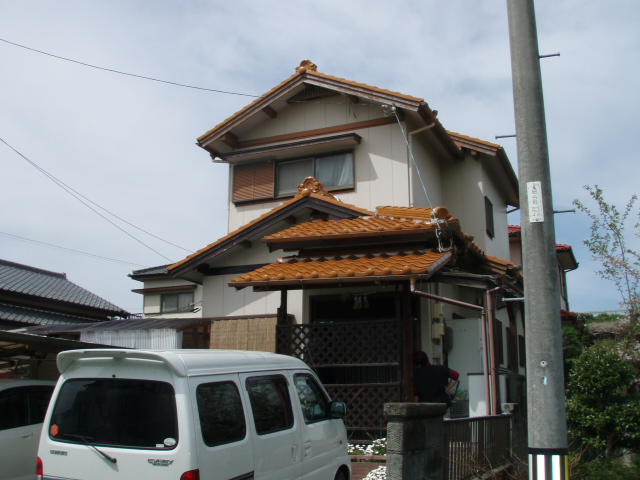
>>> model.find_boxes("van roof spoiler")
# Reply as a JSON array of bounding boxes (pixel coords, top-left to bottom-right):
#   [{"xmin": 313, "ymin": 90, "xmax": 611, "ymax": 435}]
[{"xmin": 57, "ymin": 349, "xmax": 188, "ymax": 377}]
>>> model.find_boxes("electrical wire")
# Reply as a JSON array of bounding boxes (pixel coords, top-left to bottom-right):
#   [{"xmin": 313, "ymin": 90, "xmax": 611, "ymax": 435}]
[
  {"xmin": 0, "ymin": 38, "xmax": 379, "ymax": 107},
  {"xmin": 384, "ymin": 105, "xmax": 453, "ymax": 252},
  {"xmin": 0, "ymin": 136, "xmax": 177, "ymax": 263},
  {"xmin": 0, "ymin": 231, "xmax": 149, "ymax": 268}
]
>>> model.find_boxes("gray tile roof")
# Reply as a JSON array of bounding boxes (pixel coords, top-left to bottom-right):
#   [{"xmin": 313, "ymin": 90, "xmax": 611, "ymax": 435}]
[
  {"xmin": 129, "ymin": 264, "xmax": 170, "ymax": 278},
  {"xmin": 0, "ymin": 302, "xmax": 105, "ymax": 326},
  {"xmin": 0, "ymin": 259, "xmax": 127, "ymax": 314}
]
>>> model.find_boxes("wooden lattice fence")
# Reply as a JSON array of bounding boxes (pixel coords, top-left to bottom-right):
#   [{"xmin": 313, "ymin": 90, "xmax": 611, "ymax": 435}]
[{"xmin": 277, "ymin": 320, "xmax": 403, "ymax": 437}]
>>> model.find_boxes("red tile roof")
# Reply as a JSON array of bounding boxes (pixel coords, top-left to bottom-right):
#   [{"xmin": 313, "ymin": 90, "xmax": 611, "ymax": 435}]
[
  {"xmin": 509, "ymin": 225, "xmax": 573, "ymax": 252},
  {"xmin": 231, "ymin": 250, "xmax": 452, "ymax": 286}
]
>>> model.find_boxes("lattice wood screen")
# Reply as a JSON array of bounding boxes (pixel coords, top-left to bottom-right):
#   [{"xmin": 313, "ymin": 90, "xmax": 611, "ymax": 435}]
[
  {"xmin": 276, "ymin": 320, "xmax": 401, "ymax": 366},
  {"xmin": 325, "ymin": 384, "xmax": 401, "ymax": 432}
]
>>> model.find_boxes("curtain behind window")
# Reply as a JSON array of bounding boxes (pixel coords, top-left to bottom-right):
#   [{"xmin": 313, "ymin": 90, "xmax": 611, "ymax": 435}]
[{"xmin": 316, "ymin": 153, "xmax": 353, "ymax": 188}]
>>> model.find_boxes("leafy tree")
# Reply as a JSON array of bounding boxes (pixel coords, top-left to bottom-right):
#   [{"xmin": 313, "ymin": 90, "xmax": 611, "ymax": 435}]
[{"xmin": 573, "ymin": 186, "xmax": 639, "ymax": 325}]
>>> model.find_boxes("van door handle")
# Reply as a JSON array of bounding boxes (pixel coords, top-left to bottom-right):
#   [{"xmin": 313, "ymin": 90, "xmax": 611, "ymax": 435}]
[
  {"xmin": 21, "ymin": 433, "xmax": 34, "ymax": 439},
  {"xmin": 304, "ymin": 441, "xmax": 312, "ymax": 456},
  {"xmin": 291, "ymin": 444, "xmax": 299, "ymax": 463}
]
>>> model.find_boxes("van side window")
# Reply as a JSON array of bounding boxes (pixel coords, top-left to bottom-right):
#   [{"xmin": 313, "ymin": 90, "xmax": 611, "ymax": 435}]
[
  {"xmin": 0, "ymin": 386, "xmax": 54, "ymax": 431},
  {"xmin": 294, "ymin": 375, "xmax": 331, "ymax": 424},
  {"xmin": 245, "ymin": 375, "xmax": 294, "ymax": 435},
  {"xmin": 196, "ymin": 381, "xmax": 246, "ymax": 447}
]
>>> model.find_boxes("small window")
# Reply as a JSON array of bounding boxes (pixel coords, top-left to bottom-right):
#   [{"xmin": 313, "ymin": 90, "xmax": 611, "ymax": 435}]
[
  {"xmin": 161, "ymin": 292, "xmax": 194, "ymax": 313},
  {"xmin": 485, "ymin": 196, "xmax": 495, "ymax": 239},
  {"xmin": 495, "ymin": 320, "xmax": 504, "ymax": 366},
  {"xmin": 294, "ymin": 374, "xmax": 331, "ymax": 424},
  {"xmin": 197, "ymin": 381, "xmax": 246, "ymax": 447},
  {"xmin": 246, "ymin": 375, "xmax": 294, "ymax": 435},
  {"xmin": 276, "ymin": 152, "xmax": 354, "ymax": 197}
]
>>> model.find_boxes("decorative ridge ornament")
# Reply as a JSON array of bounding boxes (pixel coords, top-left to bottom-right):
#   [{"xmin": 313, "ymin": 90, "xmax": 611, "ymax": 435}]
[
  {"xmin": 296, "ymin": 59, "xmax": 318, "ymax": 74},
  {"xmin": 297, "ymin": 177, "xmax": 336, "ymax": 199}
]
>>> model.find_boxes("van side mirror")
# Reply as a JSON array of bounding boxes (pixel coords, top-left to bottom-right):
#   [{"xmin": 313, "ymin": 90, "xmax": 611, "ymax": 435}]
[{"xmin": 329, "ymin": 401, "xmax": 346, "ymax": 419}]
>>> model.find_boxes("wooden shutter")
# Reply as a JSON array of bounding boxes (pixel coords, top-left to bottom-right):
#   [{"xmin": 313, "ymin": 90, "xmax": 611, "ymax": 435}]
[{"xmin": 232, "ymin": 162, "xmax": 274, "ymax": 203}]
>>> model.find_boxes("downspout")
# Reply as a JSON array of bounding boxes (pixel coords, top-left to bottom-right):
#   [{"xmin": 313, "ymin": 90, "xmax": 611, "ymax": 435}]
[
  {"xmin": 410, "ymin": 278, "xmax": 491, "ymax": 415},
  {"xmin": 486, "ymin": 286, "xmax": 502, "ymax": 415},
  {"xmin": 407, "ymin": 123, "xmax": 436, "ymax": 207}
]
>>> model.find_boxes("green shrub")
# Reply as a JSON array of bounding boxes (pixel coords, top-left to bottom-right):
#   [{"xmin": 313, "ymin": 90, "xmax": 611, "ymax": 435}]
[{"xmin": 566, "ymin": 341, "xmax": 640, "ymax": 464}]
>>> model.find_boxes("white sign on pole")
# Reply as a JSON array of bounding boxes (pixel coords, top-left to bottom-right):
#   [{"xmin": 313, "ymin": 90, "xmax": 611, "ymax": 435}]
[{"xmin": 527, "ymin": 181, "xmax": 544, "ymax": 222}]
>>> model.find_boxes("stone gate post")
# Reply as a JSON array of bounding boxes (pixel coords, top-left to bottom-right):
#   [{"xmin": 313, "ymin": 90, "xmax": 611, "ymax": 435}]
[{"xmin": 384, "ymin": 403, "xmax": 448, "ymax": 480}]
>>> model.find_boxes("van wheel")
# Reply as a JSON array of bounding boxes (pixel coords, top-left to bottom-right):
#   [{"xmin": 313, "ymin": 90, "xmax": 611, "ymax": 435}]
[{"xmin": 334, "ymin": 470, "xmax": 348, "ymax": 480}]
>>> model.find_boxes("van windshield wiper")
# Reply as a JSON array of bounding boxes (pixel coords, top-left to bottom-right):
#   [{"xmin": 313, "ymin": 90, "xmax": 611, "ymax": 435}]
[{"xmin": 64, "ymin": 434, "xmax": 117, "ymax": 464}]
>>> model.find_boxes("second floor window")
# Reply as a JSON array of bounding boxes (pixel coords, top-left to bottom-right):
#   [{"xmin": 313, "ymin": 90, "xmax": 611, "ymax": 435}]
[
  {"xmin": 232, "ymin": 151, "xmax": 354, "ymax": 203},
  {"xmin": 161, "ymin": 291, "xmax": 194, "ymax": 313},
  {"xmin": 277, "ymin": 152, "xmax": 354, "ymax": 196}
]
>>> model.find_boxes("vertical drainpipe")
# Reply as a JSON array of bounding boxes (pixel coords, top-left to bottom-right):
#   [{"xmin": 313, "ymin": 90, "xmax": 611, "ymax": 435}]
[
  {"xmin": 479, "ymin": 307, "xmax": 492, "ymax": 416},
  {"xmin": 486, "ymin": 286, "xmax": 503, "ymax": 415}
]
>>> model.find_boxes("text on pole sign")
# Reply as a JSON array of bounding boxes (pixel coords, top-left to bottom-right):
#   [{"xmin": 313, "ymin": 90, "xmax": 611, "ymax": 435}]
[{"xmin": 527, "ymin": 181, "xmax": 544, "ymax": 222}]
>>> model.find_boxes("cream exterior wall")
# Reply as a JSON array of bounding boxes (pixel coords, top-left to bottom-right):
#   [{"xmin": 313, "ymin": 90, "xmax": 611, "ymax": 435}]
[
  {"xmin": 227, "ymin": 102, "xmax": 411, "ymax": 232},
  {"xmin": 141, "ymin": 278, "xmax": 203, "ymax": 318}
]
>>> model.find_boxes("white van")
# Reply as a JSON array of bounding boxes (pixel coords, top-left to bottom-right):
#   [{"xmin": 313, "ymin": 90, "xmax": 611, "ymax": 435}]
[
  {"xmin": 0, "ymin": 379, "xmax": 56, "ymax": 480},
  {"xmin": 37, "ymin": 349, "xmax": 351, "ymax": 480}
]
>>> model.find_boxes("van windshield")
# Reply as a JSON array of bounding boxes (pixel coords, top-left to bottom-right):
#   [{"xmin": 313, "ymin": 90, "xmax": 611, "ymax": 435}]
[{"xmin": 49, "ymin": 379, "xmax": 178, "ymax": 450}]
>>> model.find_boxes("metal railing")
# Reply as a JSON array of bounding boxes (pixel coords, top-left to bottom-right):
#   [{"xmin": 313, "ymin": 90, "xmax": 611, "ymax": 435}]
[{"xmin": 443, "ymin": 414, "xmax": 512, "ymax": 480}]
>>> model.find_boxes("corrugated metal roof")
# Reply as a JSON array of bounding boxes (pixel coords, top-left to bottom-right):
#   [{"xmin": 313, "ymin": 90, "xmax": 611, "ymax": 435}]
[
  {"xmin": 0, "ymin": 302, "xmax": 105, "ymax": 326},
  {"xmin": 0, "ymin": 259, "xmax": 127, "ymax": 314},
  {"xmin": 25, "ymin": 317, "xmax": 212, "ymax": 335}
]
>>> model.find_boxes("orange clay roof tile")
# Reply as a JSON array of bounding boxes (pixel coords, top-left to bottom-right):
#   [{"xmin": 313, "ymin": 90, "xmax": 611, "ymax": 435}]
[
  {"xmin": 167, "ymin": 192, "xmax": 373, "ymax": 272},
  {"xmin": 265, "ymin": 216, "xmax": 435, "ymax": 240},
  {"xmin": 231, "ymin": 250, "xmax": 451, "ymax": 284},
  {"xmin": 447, "ymin": 131, "xmax": 502, "ymax": 150},
  {"xmin": 264, "ymin": 206, "xmax": 459, "ymax": 241}
]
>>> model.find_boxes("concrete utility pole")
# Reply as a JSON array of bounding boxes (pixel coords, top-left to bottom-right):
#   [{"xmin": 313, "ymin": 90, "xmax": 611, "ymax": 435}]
[{"xmin": 506, "ymin": 1, "xmax": 569, "ymax": 479}]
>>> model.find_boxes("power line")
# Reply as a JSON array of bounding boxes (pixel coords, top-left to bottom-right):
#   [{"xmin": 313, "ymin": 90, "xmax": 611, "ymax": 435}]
[
  {"xmin": 0, "ymin": 136, "xmax": 178, "ymax": 263},
  {"xmin": 0, "ymin": 38, "xmax": 379, "ymax": 107},
  {"xmin": 0, "ymin": 231, "xmax": 149, "ymax": 267}
]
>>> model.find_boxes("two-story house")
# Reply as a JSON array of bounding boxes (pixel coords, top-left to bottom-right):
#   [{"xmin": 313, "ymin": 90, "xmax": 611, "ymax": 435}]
[{"xmin": 129, "ymin": 60, "xmax": 566, "ymax": 435}]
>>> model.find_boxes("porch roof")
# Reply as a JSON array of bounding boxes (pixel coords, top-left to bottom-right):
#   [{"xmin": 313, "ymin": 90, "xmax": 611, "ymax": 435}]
[
  {"xmin": 264, "ymin": 206, "xmax": 460, "ymax": 243},
  {"xmin": 230, "ymin": 249, "xmax": 453, "ymax": 289},
  {"xmin": 167, "ymin": 182, "xmax": 373, "ymax": 277}
]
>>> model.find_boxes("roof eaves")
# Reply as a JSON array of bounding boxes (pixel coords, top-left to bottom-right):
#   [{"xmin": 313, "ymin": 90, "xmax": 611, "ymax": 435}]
[
  {"xmin": 197, "ymin": 64, "xmax": 433, "ymax": 154},
  {"xmin": 168, "ymin": 192, "xmax": 373, "ymax": 277}
]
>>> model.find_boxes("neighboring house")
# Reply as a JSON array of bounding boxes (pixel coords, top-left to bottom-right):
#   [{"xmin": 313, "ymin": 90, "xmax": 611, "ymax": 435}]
[
  {"xmin": 0, "ymin": 258, "xmax": 130, "ymax": 377},
  {"xmin": 0, "ymin": 259, "xmax": 129, "ymax": 329},
  {"xmin": 508, "ymin": 225, "xmax": 579, "ymax": 312},
  {"xmin": 130, "ymin": 60, "xmax": 575, "ymax": 436}
]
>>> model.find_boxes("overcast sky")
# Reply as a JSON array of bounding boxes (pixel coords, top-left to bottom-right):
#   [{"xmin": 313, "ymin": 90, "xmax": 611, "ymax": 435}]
[{"xmin": 1, "ymin": 1, "xmax": 638, "ymax": 315}]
